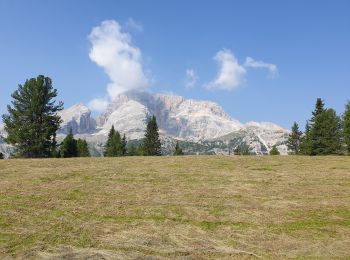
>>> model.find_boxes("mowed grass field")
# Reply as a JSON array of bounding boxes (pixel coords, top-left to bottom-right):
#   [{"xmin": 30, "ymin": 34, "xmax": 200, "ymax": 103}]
[{"xmin": 0, "ymin": 156, "xmax": 349, "ymax": 259}]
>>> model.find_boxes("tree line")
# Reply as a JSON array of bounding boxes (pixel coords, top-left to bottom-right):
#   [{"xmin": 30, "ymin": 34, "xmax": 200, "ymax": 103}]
[
  {"xmin": 0, "ymin": 75, "xmax": 184, "ymax": 159},
  {"xmin": 287, "ymin": 98, "xmax": 350, "ymax": 155},
  {"xmin": 1, "ymin": 75, "xmax": 349, "ymax": 158}
]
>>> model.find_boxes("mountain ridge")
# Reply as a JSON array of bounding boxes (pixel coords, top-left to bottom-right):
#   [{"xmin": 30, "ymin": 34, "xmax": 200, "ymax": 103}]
[{"xmin": 0, "ymin": 91, "xmax": 289, "ymax": 157}]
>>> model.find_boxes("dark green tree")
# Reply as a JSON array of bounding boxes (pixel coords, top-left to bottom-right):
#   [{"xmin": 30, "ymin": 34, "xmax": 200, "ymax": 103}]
[
  {"xmin": 287, "ymin": 122, "xmax": 303, "ymax": 154},
  {"xmin": 0, "ymin": 152, "xmax": 4, "ymax": 159},
  {"xmin": 300, "ymin": 121, "xmax": 312, "ymax": 155},
  {"xmin": 2, "ymin": 75, "xmax": 63, "ymax": 157},
  {"xmin": 234, "ymin": 143, "xmax": 251, "ymax": 155},
  {"xmin": 173, "ymin": 141, "xmax": 184, "ymax": 156},
  {"xmin": 343, "ymin": 101, "xmax": 350, "ymax": 154},
  {"xmin": 104, "ymin": 126, "xmax": 125, "ymax": 156},
  {"xmin": 299, "ymin": 99, "xmax": 341, "ymax": 155},
  {"xmin": 60, "ymin": 129, "xmax": 78, "ymax": 158},
  {"xmin": 127, "ymin": 143, "xmax": 137, "ymax": 156},
  {"xmin": 309, "ymin": 108, "xmax": 342, "ymax": 155},
  {"xmin": 137, "ymin": 142, "xmax": 145, "ymax": 156},
  {"xmin": 77, "ymin": 139, "xmax": 90, "ymax": 157},
  {"xmin": 104, "ymin": 125, "xmax": 116, "ymax": 156},
  {"xmin": 311, "ymin": 98, "xmax": 325, "ymax": 120},
  {"xmin": 121, "ymin": 134, "xmax": 127, "ymax": 156},
  {"xmin": 143, "ymin": 116, "xmax": 162, "ymax": 156},
  {"xmin": 269, "ymin": 145, "xmax": 280, "ymax": 155}
]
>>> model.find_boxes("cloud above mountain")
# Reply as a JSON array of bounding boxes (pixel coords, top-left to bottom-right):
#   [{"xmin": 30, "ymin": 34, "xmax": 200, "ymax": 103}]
[
  {"xmin": 205, "ymin": 49, "xmax": 278, "ymax": 91},
  {"xmin": 88, "ymin": 20, "xmax": 149, "ymax": 111},
  {"xmin": 206, "ymin": 49, "xmax": 246, "ymax": 90},
  {"xmin": 244, "ymin": 57, "xmax": 278, "ymax": 78}
]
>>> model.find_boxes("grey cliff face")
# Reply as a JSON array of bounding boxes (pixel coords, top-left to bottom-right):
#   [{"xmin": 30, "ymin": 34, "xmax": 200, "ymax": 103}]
[{"xmin": 0, "ymin": 91, "xmax": 290, "ymax": 157}]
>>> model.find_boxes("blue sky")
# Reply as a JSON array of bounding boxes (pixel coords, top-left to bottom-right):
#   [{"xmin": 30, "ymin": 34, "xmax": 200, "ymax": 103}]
[{"xmin": 0, "ymin": 0, "xmax": 349, "ymax": 129}]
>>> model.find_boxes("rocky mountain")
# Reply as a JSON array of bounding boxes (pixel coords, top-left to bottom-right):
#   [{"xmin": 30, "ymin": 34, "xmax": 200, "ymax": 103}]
[
  {"xmin": 0, "ymin": 123, "xmax": 14, "ymax": 158},
  {"xmin": 58, "ymin": 103, "xmax": 96, "ymax": 134},
  {"xmin": 0, "ymin": 91, "xmax": 290, "ymax": 157}
]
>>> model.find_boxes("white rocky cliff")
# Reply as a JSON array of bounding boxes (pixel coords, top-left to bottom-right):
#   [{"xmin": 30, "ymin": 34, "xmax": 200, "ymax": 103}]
[{"xmin": 0, "ymin": 91, "xmax": 289, "ymax": 156}]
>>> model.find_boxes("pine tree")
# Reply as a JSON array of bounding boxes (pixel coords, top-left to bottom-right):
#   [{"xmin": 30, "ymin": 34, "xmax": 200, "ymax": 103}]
[
  {"xmin": 137, "ymin": 142, "xmax": 145, "ymax": 156},
  {"xmin": 234, "ymin": 144, "xmax": 251, "ymax": 155},
  {"xmin": 269, "ymin": 145, "xmax": 280, "ymax": 155},
  {"xmin": 299, "ymin": 99, "xmax": 341, "ymax": 155},
  {"xmin": 2, "ymin": 75, "xmax": 63, "ymax": 158},
  {"xmin": 60, "ymin": 128, "xmax": 78, "ymax": 158},
  {"xmin": 173, "ymin": 141, "xmax": 184, "ymax": 156},
  {"xmin": 309, "ymin": 108, "xmax": 342, "ymax": 155},
  {"xmin": 0, "ymin": 152, "xmax": 4, "ymax": 159},
  {"xmin": 300, "ymin": 121, "xmax": 312, "ymax": 155},
  {"xmin": 311, "ymin": 98, "xmax": 325, "ymax": 120},
  {"xmin": 287, "ymin": 122, "xmax": 303, "ymax": 154},
  {"xmin": 121, "ymin": 134, "xmax": 127, "ymax": 156},
  {"xmin": 127, "ymin": 144, "xmax": 137, "ymax": 156},
  {"xmin": 77, "ymin": 139, "xmax": 90, "ymax": 157},
  {"xmin": 143, "ymin": 116, "xmax": 162, "ymax": 156},
  {"xmin": 343, "ymin": 101, "xmax": 350, "ymax": 154},
  {"xmin": 104, "ymin": 126, "xmax": 125, "ymax": 156}
]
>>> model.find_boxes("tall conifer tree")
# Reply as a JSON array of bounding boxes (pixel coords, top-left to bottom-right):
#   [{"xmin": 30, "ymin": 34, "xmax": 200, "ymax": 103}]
[
  {"xmin": 287, "ymin": 122, "xmax": 303, "ymax": 154},
  {"xmin": 310, "ymin": 108, "xmax": 342, "ymax": 155},
  {"xmin": 343, "ymin": 101, "xmax": 350, "ymax": 154},
  {"xmin": 173, "ymin": 141, "xmax": 184, "ymax": 156},
  {"xmin": 77, "ymin": 139, "xmax": 90, "ymax": 157},
  {"xmin": 300, "ymin": 121, "xmax": 312, "ymax": 155},
  {"xmin": 2, "ymin": 75, "xmax": 63, "ymax": 157},
  {"xmin": 143, "ymin": 116, "xmax": 162, "ymax": 156},
  {"xmin": 60, "ymin": 128, "xmax": 78, "ymax": 158}
]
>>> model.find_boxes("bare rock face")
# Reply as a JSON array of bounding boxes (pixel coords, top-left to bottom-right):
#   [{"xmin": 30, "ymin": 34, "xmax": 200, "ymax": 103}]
[
  {"xmin": 58, "ymin": 103, "xmax": 96, "ymax": 134},
  {"xmin": 0, "ymin": 91, "xmax": 290, "ymax": 157},
  {"xmin": 0, "ymin": 123, "xmax": 14, "ymax": 158},
  {"xmin": 96, "ymin": 91, "xmax": 243, "ymax": 141}
]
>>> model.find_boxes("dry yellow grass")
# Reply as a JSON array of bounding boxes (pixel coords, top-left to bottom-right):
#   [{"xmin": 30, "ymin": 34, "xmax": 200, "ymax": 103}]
[{"xmin": 0, "ymin": 156, "xmax": 349, "ymax": 259}]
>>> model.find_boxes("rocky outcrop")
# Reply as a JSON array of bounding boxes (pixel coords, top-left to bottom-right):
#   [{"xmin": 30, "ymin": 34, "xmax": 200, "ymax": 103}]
[{"xmin": 58, "ymin": 103, "xmax": 96, "ymax": 134}]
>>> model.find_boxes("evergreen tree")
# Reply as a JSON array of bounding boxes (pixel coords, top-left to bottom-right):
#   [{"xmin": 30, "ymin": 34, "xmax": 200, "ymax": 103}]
[
  {"xmin": 77, "ymin": 139, "xmax": 90, "ymax": 157},
  {"xmin": 127, "ymin": 144, "xmax": 137, "ymax": 156},
  {"xmin": 311, "ymin": 98, "xmax": 325, "ymax": 120},
  {"xmin": 137, "ymin": 142, "xmax": 145, "ymax": 156},
  {"xmin": 269, "ymin": 145, "xmax": 280, "ymax": 155},
  {"xmin": 143, "ymin": 116, "xmax": 162, "ymax": 156},
  {"xmin": 60, "ymin": 129, "xmax": 78, "ymax": 158},
  {"xmin": 173, "ymin": 141, "xmax": 184, "ymax": 156},
  {"xmin": 113, "ymin": 131, "xmax": 122, "ymax": 155},
  {"xmin": 0, "ymin": 152, "xmax": 4, "ymax": 159},
  {"xmin": 104, "ymin": 126, "xmax": 125, "ymax": 156},
  {"xmin": 300, "ymin": 121, "xmax": 312, "ymax": 155},
  {"xmin": 299, "ymin": 99, "xmax": 342, "ymax": 155},
  {"xmin": 309, "ymin": 108, "xmax": 342, "ymax": 155},
  {"xmin": 104, "ymin": 125, "xmax": 115, "ymax": 156},
  {"xmin": 234, "ymin": 144, "xmax": 251, "ymax": 155},
  {"xmin": 287, "ymin": 122, "xmax": 303, "ymax": 154},
  {"xmin": 343, "ymin": 101, "xmax": 350, "ymax": 154},
  {"xmin": 121, "ymin": 134, "xmax": 127, "ymax": 156},
  {"xmin": 2, "ymin": 75, "xmax": 63, "ymax": 158}
]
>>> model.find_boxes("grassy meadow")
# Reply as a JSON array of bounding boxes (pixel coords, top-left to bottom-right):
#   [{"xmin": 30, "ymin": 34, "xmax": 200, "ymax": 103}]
[{"xmin": 0, "ymin": 156, "xmax": 349, "ymax": 259}]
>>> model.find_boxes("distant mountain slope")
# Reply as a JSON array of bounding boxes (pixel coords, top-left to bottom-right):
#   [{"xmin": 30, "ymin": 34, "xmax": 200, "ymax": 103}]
[{"xmin": 0, "ymin": 91, "xmax": 289, "ymax": 157}]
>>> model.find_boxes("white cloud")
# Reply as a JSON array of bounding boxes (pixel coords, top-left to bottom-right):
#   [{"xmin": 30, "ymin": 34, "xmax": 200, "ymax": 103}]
[
  {"xmin": 88, "ymin": 20, "xmax": 149, "ymax": 105},
  {"xmin": 126, "ymin": 18, "xmax": 143, "ymax": 32},
  {"xmin": 244, "ymin": 57, "xmax": 278, "ymax": 78},
  {"xmin": 206, "ymin": 49, "xmax": 246, "ymax": 90},
  {"xmin": 185, "ymin": 69, "xmax": 198, "ymax": 88},
  {"xmin": 88, "ymin": 97, "xmax": 109, "ymax": 112}
]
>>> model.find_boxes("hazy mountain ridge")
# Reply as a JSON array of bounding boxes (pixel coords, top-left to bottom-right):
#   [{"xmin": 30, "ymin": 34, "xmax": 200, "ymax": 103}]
[{"xmin": 0, "ymin": 91, "xmax": 289, "ymax": 157}]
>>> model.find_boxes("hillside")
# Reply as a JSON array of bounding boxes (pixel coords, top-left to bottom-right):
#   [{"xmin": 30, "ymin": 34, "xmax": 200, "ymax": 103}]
[{"xmin": 0, "ymin": 156, "xmax": 349, "ymax": 259}]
